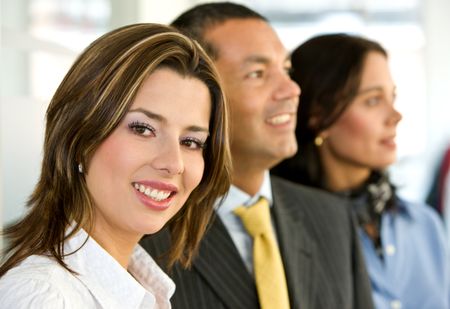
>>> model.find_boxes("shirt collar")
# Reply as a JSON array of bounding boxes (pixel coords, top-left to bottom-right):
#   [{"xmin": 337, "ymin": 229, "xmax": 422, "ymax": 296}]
[
  {"xmin": 64, "ymin": 228, "xmax": 175, "ymax": 308},
  {"xmin": 217, "ymin": 170, "xmax": 273, "ymax": 216},
  {"xmin": 393, "ymin": 197, "xmax": 413, "ymax": 219}
]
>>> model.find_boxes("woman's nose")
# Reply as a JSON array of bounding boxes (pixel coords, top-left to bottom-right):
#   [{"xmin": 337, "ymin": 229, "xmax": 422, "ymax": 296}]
[
  {"xmin": 388, "ymin": 105, "xmax": 402, "ymax": 126},
  {"xmin": 152, "ymin": 141, "xmax": 184, "ymax": 176}
]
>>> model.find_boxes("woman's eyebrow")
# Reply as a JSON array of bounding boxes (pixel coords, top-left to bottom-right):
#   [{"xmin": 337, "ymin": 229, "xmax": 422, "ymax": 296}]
[
  {"xmin": 357, "ymin": 85, "xmax": 397, "ymax": 96},
  {"xmin": 187, "ymin": 125, "xmax": 210, "ymax": 135},
  {"xmin": 129, "ymin": 108, "xmax": 165, "ymax": 122},
  {"xmin": 129, "ymin": 108, "xmax": 209, "ymax": 135}
]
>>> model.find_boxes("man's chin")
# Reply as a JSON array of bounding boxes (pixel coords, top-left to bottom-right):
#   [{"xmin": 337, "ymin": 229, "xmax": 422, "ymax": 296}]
[
  {"xmin": 280, "ymin": 141, "xmax": 298, "ymax": 159},
  {"xmin": 268, "ymin": 144, "xmax": 298, "ymax": 168}
]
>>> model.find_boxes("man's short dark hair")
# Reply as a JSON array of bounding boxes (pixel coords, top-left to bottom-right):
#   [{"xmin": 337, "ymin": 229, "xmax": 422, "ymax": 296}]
[{"xmin": 171, "ymin": 2, "xmax": 267, "ymax": 58}]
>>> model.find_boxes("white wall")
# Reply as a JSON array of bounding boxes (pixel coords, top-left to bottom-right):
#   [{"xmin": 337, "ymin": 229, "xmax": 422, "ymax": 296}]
[
  {"xmin": 390, "ymin": 0, "xmax": 450, "ymax": 202},
  {"xmin": 1, "ymin": 0, "xmax": 32, "ymax": 250},
  {"xmin": 424, "ymin": 0, "xmax": 450, "ymax": 179}
]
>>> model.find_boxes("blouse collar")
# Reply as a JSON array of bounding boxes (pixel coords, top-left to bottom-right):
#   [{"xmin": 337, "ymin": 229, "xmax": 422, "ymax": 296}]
[{"xmin": 63, "ymin": 228, "xmax": 175, "ymax": 308}]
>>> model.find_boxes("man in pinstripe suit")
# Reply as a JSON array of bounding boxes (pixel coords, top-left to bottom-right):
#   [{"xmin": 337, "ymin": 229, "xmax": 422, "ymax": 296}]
[{"xmin": 141, "ymin": 2, "xmax": 374, "ymax": 308}]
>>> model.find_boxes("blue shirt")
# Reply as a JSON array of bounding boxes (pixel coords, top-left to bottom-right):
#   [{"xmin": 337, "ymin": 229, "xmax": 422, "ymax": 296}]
[
  {"xmin": 216, "ymin": 171, "xmax": 273, "ymax": 274},
  {"xmin": 359, "ymin": 198, "xmax": 450, "ymax": 309}
]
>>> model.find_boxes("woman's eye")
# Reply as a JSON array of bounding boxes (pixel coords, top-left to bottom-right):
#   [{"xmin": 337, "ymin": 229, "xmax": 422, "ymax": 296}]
[
  {"xmin": 128, "ymin": 121, "xmax": 155, "ymax": 137},
  {"xmin": 366, "ymin": 96, "xmax": 382, "ymax": 106},
  {"xmin": 181, "ymin": 137, "xmax": 206, "ymax": 150}
]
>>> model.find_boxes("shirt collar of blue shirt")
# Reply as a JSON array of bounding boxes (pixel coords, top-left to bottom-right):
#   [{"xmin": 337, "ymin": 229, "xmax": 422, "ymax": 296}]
[{"xmin": 392, "ymin": 196, "xmax": 413, "ymax": 220}]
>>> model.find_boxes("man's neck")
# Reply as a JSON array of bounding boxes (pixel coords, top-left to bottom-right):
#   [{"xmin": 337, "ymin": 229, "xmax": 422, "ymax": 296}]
[{"xmin": 232, "ymin": 168, "xmax": 266, "ymax": 196}]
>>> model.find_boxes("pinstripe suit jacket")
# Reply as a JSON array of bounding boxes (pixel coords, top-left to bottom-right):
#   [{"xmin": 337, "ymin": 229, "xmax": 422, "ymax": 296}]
[{"xmin": 141, "ymin": 176, "xmax": 374, "ymax": 309}]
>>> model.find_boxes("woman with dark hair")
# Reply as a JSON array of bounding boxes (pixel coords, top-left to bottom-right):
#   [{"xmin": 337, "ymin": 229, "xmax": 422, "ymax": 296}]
[
  {"xmin": 0, "ymin": 23, "xmax": 231, "ymax": 308},
  {"xmin": 272, "ymin": 33, "xmax": 449, "ymax": 308}
]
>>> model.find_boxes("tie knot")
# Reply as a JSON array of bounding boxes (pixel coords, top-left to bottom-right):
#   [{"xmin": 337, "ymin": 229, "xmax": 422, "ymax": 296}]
[{"xmin": 234, "ymin": 197, "xmax": 272, "ymax": 237}]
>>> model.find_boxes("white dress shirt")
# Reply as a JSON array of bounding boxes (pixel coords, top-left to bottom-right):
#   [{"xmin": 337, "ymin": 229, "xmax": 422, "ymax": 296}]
[
  {"xmin": 0, "ymin": 228, "xmax": 175, "ymax": 308},
  {"xmin": 216, "ymin": 171, "xmax": 274, "ymax": 274}
]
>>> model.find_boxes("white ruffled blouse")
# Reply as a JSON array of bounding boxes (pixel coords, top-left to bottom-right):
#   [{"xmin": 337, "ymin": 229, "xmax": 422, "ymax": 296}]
[{"xmin": 0, "ymin": 228, "xmax": 175, "ymax": 308}]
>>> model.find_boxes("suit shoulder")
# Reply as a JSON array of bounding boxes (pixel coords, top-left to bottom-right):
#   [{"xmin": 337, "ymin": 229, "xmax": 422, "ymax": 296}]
[
  {"xmin": 271, "ymin": 175, "xmax": 346, "ymax": 202},
  {"xmin": 272, "ymin": 177, "xmax": 352, "ymax": 222}
]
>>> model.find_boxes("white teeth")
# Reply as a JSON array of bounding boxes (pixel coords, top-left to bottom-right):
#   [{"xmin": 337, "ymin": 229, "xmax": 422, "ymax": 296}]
[
  {"xmin": 134, "ymin": 183, "xmax": 171, "ymax": 201},
  {"xmin": 150, "ymin": 190, "xmax": 159, "ymax": 199},
  {"xmin": 267, "ymin": 114, "xmax": 291, "ymax": 125},
  {"xmin": 157, "ymin": 191, "xmax": 165, "ymax": 200}
]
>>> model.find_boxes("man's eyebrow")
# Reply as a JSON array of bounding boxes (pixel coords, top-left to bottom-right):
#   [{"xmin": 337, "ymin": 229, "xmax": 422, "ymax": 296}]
[
  {"xmin": 242, "ymin": 53, "xmax": 292, "ymax": 66},
  {"xmin": 243, "ymin": 55, "xmax": 270, "ymax": 65},
  {"xmin": 284, "ymin": 54, "xmax": 292, "ymax": 63}
]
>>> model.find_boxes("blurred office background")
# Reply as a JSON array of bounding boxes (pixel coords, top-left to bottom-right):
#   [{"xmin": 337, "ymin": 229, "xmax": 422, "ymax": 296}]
[{"xmin": 1, "ymin": 0, "xmax": 450, "ymax": 248}]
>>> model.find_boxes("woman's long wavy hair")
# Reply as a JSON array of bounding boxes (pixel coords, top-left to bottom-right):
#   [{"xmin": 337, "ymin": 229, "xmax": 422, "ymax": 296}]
[{"xmin": 0, "ymin": 23, "xmax": 231, "ymax": 276}]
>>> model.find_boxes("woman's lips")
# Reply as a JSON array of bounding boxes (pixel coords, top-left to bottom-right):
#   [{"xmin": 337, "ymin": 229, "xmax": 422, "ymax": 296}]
[{"xmin": 380, "ymin": 136, "xmax": 397, "ymax": 149}]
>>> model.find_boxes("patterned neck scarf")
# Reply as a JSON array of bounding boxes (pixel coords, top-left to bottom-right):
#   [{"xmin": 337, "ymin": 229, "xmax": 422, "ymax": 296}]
[{"xmin": 337, "ymin": 171, "xmax": 397, "ymax": 257}]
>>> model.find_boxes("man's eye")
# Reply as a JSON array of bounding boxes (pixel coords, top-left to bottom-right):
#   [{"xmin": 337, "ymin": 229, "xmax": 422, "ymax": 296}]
[
  {"xmin": 246, "ymin": 70, "xmax": 264, "ymax": 79},
  {"xmin": 284, "ymin": 66, "xmax": 293, "ymax": 75},
  {"xmin": 128, "ymin": 121, "xmax": 155, "ymax": 137}
]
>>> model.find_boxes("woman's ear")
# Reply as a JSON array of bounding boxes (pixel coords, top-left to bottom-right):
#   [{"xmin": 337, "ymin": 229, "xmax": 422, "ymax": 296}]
[
  {"xmin": 307, "ymin": 104, "xmax": 324, "ymax": 130},
  {"xmin": 308, "ymin": 115, "xmax": 320, "ymax": 129},
  {"xmin": 313, "ymin": 129, "xmax": 330, "ymax": 147}
]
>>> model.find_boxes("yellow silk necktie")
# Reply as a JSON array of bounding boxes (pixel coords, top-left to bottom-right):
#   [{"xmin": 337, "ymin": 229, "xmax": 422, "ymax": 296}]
[{"xmin": 234, "ymin": 198, "xmax": 290, "ymax": 309}]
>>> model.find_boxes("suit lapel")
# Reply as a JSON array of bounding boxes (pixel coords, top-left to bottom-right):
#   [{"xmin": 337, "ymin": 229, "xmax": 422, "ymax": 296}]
[
  {"xmin": 192, "ymin": 215, "xmax": 259, "ymax": 309},
  {"xmin": 272, "ymin": 178, "xmax": 318, "ymax": 309}
]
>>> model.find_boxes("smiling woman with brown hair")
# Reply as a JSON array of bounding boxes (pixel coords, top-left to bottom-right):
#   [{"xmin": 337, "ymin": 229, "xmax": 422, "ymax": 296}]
[{"xmin": 0, "ymin": 23, "xmax": 231, "ymax": 308}]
